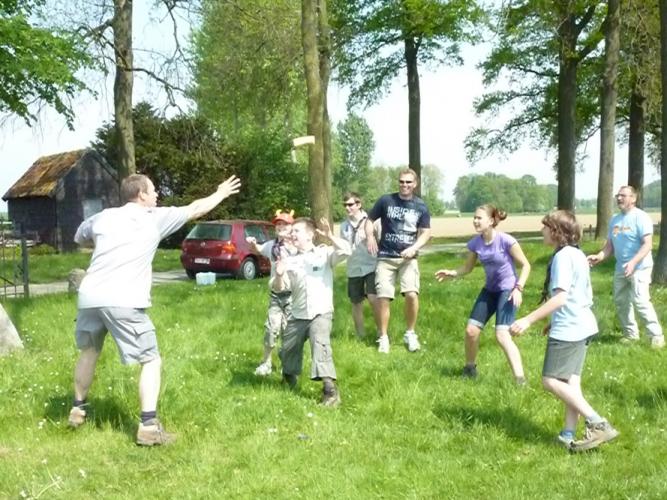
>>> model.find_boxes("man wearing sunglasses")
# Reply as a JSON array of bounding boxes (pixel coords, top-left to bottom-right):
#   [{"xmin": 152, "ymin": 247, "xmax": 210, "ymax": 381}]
[{"xmin": 365, "ymin": 168, "xmax": 431, "ymax": 354}]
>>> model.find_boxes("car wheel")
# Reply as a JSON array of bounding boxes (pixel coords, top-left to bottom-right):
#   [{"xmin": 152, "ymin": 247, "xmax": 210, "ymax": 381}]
[
  {"xmin": 185, "ymin": 269, "xmax": 196, "ymax": 279},
  {"xmin": 238, "ymin": 257, "xmax": 257, "ymax": 280}
]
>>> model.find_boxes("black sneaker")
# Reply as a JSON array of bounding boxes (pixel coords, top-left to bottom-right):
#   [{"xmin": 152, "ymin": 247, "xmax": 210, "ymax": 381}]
[{"xmin": 462, "ymin": 364, "xmax": 478, "ymax": 378}]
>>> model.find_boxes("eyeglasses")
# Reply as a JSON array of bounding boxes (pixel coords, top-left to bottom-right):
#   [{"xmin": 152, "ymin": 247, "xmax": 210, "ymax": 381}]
[
  {"xmin": 399, "ymin": 180, "xmax": 413, "ymax": 185},
  {"xmin": 342, "ymin": 202, "xmax": 358, "ymax": 207}
]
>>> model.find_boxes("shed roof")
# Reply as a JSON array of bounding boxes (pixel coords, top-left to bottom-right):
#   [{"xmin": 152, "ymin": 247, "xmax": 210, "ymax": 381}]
[{"xmin": 3, "ymin": 149, "xmax": 90, "ymax": 200}]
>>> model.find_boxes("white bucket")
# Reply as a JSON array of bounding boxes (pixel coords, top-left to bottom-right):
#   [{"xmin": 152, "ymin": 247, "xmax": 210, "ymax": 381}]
[{"xmin": 195, "ymin": 272, "xmax": 216, "ymax": 285}]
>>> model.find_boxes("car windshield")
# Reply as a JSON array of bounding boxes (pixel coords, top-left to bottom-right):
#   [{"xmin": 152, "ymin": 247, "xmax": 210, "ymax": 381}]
[{"xmin": 186, "ymin": 223, "xmax": 232, "ymax": 240}]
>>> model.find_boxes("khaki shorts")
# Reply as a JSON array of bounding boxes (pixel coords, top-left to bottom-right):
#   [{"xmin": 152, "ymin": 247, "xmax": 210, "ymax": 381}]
[
  {"xmin": 75, "ymin": 307, "xmax": 159, "ymax": 365},
  {"xmin": 375, "ymin": 258, "xmax": 420, "ymax": 299}
]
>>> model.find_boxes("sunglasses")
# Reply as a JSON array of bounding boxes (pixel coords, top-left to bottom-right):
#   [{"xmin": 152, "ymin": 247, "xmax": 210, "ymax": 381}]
[
  {"xmin": 343, "ymin": 202, "xmax": 358, "ymax": 207},
  {"xmin": 399, "ymin": 180, "xmax": 414, "ymax": 185}
]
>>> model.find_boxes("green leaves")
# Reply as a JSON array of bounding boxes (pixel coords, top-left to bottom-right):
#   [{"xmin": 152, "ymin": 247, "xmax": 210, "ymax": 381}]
[{"xmin": 0, "ymin": 2, "xmax": 91, "ymax": 128}]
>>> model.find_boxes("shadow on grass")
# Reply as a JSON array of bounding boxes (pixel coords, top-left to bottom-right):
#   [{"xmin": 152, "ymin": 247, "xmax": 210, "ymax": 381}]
[
  {"xmin": 45, "ymin": 394, "xmax": 135, "ymax": 439},
  {"xmin": 635, "ymin": 387, "xmax": 667, "ymax": 410},
  {"xmin": 432, "ymin": 404, "xmax": 554, "ymax": 444}
]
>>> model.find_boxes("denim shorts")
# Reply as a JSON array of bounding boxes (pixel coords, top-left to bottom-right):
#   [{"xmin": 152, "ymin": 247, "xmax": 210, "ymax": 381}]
[{"xmin": 467, "ymin": 288, "xmax": 515, "ymax": 331}]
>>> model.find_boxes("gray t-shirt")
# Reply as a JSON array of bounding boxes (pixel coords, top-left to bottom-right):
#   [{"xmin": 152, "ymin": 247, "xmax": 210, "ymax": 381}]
[
  {"xmin": 76, "ymin": 203, "xmax": 189, "ymax": 309},
  {"xmin": 548, "ymin": 246, "xmax": 598, "ymax": 341}
]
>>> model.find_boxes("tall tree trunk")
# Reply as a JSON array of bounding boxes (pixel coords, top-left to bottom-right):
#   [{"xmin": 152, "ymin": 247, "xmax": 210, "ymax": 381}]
[
  {"xmin": 655, "ymin": 0, "xmax": 667, "ymax": 284},
  {"xmin": 596, "ymin": 0, "xmax": 620, "ymax": 238},
  {"xmin": 302, "ymin": 0, "xmax": 328, "ymax": 221},
  {"xmin": 404, "ymin": 36, "xmax": 421, "ymax": 193},
  {"xmin": 557, "ymin": 14, "xmax": 578, "ymax": 211},
  {"xmin": 318, "ymin": 0, "xmax": 333, "ymax": 223},
  {"xmin": 628, "ymin": 88, "xmax": 646, "ymax": 207},
  {"xmin": 113, "ymin": 0, "xmax": 135, "ymax": 179},
  {"xmin": 0, "ymin": 305, "xmax": 22, "ymax": 356}
]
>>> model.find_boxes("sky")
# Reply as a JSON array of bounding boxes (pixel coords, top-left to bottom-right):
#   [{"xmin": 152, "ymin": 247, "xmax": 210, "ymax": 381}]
[{"xmin": 0, "ymin": 9, "xmax": 660, "ymax": 212}]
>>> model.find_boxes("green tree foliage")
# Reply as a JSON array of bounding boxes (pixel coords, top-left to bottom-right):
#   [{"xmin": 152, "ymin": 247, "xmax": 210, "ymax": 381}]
[
  {"xmin": 453, "ymin": 173, "xmax": 556, "ymax": 213},
  {"xmin": 92, "ymin": 102, "xmax": 309, "ymax": 222},
  {"xmin": 643, "ymin": 180, "xmax": 661, "ymax": 209},
  {"xmin": 191, "ymin": 0, "xmax": 306, "ymax": 135},
  {"xmin": 0, "ymin": 0, "xmax": 91, "ymax": 128},
  {"xmin": 331, "ymin": 0, "xmax": 484, "ymax": 181}
]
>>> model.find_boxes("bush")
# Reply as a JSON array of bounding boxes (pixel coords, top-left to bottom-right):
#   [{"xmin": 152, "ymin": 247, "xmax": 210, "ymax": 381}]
[{"xmin": 29, "ymin": 244, "xmax": 57, "ymax": 256}]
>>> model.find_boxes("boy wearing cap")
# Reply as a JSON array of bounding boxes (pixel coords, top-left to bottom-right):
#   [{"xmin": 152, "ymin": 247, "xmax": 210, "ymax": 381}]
[{"xmin": 247, "ymin": 211, "xmax": 296, "ymax": 376}]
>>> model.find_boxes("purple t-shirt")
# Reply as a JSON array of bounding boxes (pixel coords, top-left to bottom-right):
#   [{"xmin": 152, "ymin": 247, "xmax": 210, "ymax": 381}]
[{"xmin": 467, "ymin": 232, "xmax": 518, "ymax": 292}]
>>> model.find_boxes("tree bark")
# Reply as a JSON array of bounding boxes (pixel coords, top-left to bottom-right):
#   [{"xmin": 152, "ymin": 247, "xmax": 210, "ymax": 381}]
[
  {"xmin": 557, "ymin": 13, "xmax": 578, "ymax": 211},
  {"xmin": 318, "ymin": 0, "xmax": 333, "ymax": 223},
  {"xmin": 596, "ymin": 0, "xmax": 620, "ymax": 238},
  {"xmin": 302, "ymin": 0, "xmax": 328, "ymax": 221},
  {"xmin": 628, "ymin": 88, "xmax": 646, "ymax": 207},
  {"xmin": 655, "ymin": 0, "xmax": 667, "ymax": 284},
  {"xmin": 113, "ymin": 0, "xmax": 136, "ymax": 179},
  {"xmin": 0, "ymin": 304, "xmax": 22, "ymax": 356},
  {"xmin": 404, "ymin": 36, "xmax": 422, "ymax": 193}
]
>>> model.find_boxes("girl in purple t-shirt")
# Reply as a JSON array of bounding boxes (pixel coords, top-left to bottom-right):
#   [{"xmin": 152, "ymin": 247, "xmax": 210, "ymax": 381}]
[{"xmin": 435, "ymin": 204, "xmax": 531, "ymax": 383}]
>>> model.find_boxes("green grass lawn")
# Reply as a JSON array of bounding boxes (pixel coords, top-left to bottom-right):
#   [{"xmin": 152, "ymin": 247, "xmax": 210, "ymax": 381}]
[{"xmin": 1, "ymin": 241, "xmax": 667, "ymax": 498}]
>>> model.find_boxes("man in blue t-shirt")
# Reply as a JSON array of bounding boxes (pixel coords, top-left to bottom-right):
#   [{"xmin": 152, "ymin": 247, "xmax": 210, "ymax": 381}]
[
  {"xmin": 365, "ymin": 168, "xmax": 431, "ymax": 354},
  {"xmin": 588, "ymin": 185, "xmax": 664, "ymax": 348}
]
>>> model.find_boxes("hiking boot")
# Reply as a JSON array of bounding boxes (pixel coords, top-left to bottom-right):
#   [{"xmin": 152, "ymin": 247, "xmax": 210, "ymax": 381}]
[
  {"xmin": 377, "ymin": 335, "xmax": 390, "ymax": 354},
  {"xmin": 254, "ymin": 361, "xmax": 272, "ymax": 376},
  {"xmin": 403, "ymin": 331, "xmax": 421, "ymax": 352},
  {"xmin": 68, "ymin": 406, "xmax": 87, "ymax": 428},
  {"xmin": 462, "ymin": 364, "xmax": 478, "ymax": 379},
  {"xmin": 569, "ymin": 420, "xmax": 619, "ymax": 453},
  {"xmin": 651, "ymin": 336, "xmax": 665, "ymax": 350},
  {"xmin": 321, "ymin": 386, "xmax": 341, "ymax": 408},
  {"xmin": 282, "ymin": 373, "xmax": 298, "ymax": 389},
  {"xmin": 136, "ymin": 418, "xmax": 176, "ymax": 446}
]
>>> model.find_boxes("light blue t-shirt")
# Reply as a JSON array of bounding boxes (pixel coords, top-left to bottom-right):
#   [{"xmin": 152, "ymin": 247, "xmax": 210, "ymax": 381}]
[
  {"xmin": 548, "ymin": 246, "xmax": 598, "ymax": 342},
  {"xmin": 608, "ymin": 208, "xmax": 654, "ymax": 273}
]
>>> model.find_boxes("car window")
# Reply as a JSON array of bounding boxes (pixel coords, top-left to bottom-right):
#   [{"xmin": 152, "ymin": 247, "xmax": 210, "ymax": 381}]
[
  {"xmin": 263, "ymin": 225, "xmax": 276, "ymax": 240},
  {"xmin": 186, "ymin": 224, "xmax": 231, "ymax": 240},
  {"xmin": 244, "ymin": 224, "xmax": 268, "ymax": 243}
]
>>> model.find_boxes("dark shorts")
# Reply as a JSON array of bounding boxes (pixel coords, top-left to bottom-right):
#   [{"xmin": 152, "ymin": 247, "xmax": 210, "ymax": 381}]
[
  {"xmin": 542, "ymin": 336, "xmax": 594, "ymax": 380},
  {"xmin": 467, "ymin": 288, "xmax": 515, "ymax": 331},
  {"xmin": 347, "ymin": 272, "xmax": 377, "ymax": 304}
]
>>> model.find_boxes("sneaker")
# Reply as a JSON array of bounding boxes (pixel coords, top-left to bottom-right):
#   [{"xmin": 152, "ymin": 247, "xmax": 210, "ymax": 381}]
[
  {"xmin": 377, "ymin": 335, "xmax": 390, "ymax": 354},
  {"xmin": 651, "ymin": 336, "xmax": 665, "ymax": 349},
  {"xmin": 254, "ymin": 362, "xmax": 272, "ymax": 376},
  {"xmin": 321, "ymin": 386, "xmax": 341, "ymax": 407},
  {"xmin": 556, "ymin": 432, "xmax": 574, "ymax": 448},
  {"xmin": 569, "ymin": 420, "xmax": 619, "ymax": 452},
  {"xmin": 68, "ymin": 406, "xmax": 86, "ymax": 428},
  {"xmin": 136, "ymin": 418, "xmax": 176, "ymax": 446},
  {"xmin": 462, "ymin": 364, "xmax": 478, "ymax": 379},
  {"xmin": 403, "ymin": 331, "xmax": 421, "ymax": 352},
  {"xmin": 620, "ymin": 335, "xmax": 639, "ymax": 344}
]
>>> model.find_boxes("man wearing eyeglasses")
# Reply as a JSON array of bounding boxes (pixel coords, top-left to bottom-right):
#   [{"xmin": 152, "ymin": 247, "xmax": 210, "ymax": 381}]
[
  {"xmin": 340, "ymin": 192, "xmax": 381, "ymax": 339},
  {"xmin": 365, "ymin": 168, "xmax": 431, "ymax": 353},
  {"xmin": 587, "ymin": 185, "xmax": 664, "ymax": 348}
]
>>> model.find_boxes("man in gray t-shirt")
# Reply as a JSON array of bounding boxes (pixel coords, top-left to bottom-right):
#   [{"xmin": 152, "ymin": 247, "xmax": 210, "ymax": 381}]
[{"xmin": 68, "ymin": 173, "xmax": 241, "ymax": 446}]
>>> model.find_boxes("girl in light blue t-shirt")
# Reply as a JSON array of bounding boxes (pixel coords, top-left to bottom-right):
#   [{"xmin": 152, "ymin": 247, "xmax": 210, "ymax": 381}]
[{"xmin": 510, "ymin": 210, "xmax": 618, "ymax": 453}]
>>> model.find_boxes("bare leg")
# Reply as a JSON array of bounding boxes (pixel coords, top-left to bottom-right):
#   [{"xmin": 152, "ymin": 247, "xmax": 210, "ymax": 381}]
[
  {"xmin": 367, "ymin": 293, "xmax": 381, "ymax": 334},
  {"xmin": 73, "ymin": 347, "xmax": 101, "ymax": 401},
  {"xmin": 351, "ymin": 301, "xmax": 366, "ymax": 337},
  {"xmin": 542, "ymin": 375, "xmax": 597, "ymax": 421},
  {"xmin": 465, "ymin": 324, "xmax": 481, "ymax": 366},
  {"xmin": 404, "ymin": 292, "xmax": 419, "ymax": 331},
  {"xmin": 139, "ymin": 356, "xmax": 162, "ymax": 412},
  {"xmin": 495, "ymin": 329, "xmax": 525, "ymax": 378},
  {"xmin": 377, "ymin": 298, "xmax": 391, "ymax": 337}
]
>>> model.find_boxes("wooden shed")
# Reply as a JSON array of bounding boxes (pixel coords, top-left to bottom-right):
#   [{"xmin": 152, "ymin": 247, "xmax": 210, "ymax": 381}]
[{"xmin": 2, "ymin": 149, "xmax": 120, "ymax": 251}]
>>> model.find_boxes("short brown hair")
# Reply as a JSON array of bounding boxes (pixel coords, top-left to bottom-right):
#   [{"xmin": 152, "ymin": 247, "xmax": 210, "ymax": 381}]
[
  {"xmin": 398, "ymin": 168, "xmax": 418, "ymax": 182},
  {"xmin": 121, "ymin": 174, "xmax": 150, "ymax": 202},
  {"xmin": 541, "ymin": 210, "xmax": 581, "ymax": 247},
  {"xmin": 293, "ymin": 217, "xmax": 316, "ymax": 234},
  {"xmin": 342, "ymin": 191, "xmax": 362, "ymax": 204}
]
